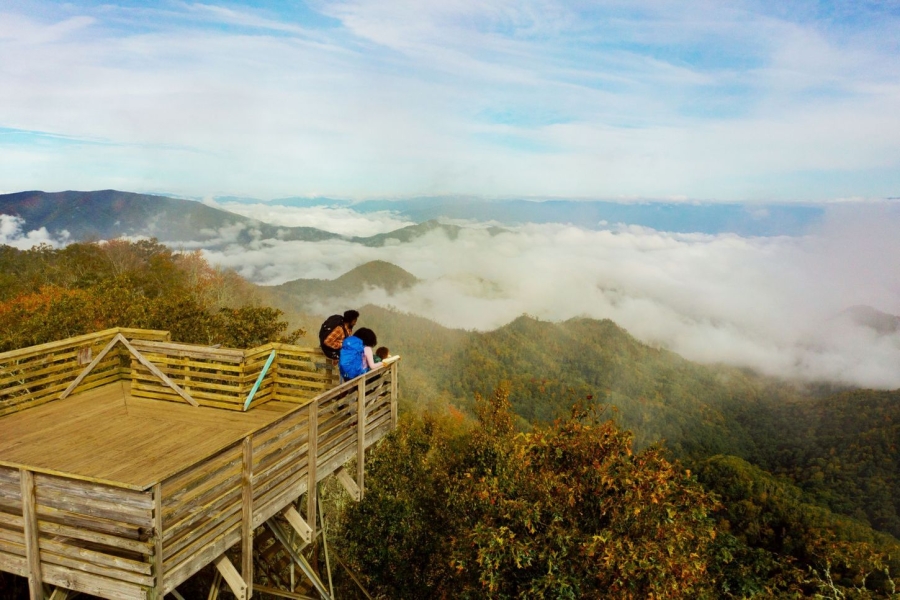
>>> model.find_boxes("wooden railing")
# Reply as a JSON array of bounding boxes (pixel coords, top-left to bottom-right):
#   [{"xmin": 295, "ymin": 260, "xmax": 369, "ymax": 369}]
[
  {"xmin": 0, "ymin": 328, "xmax": 170, "ymax": 417},
  {"xmin": 158, "ymin": 359, "xmax": 398, "ymax": 596},
  {"xmin": 0, "ymin": 342, "xmax": 399, "ymax": 599},
  {"xmin": 128, "ymin": 341, "xmax": 338, "ymax": 410},
  {"xmin": 0, "ymin": 466, "xmax": 156, "ymax": 600}
]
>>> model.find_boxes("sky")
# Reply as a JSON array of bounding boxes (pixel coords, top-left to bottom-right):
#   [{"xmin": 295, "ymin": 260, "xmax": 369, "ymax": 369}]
[{"xmin": 2, "ymin": 0, "xmax": 900, "ymax": 201}]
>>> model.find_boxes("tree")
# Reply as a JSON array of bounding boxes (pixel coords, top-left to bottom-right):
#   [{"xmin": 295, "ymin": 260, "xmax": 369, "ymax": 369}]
[{"xmin": 338, "ymin": 388, "xmax": 720, "ymax": 599}]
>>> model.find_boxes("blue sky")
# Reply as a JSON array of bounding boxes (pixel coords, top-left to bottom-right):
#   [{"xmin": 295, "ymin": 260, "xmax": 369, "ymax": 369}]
[{"xmin": 1, "ymin": 0, "xmax": 899, "ymax": 201}]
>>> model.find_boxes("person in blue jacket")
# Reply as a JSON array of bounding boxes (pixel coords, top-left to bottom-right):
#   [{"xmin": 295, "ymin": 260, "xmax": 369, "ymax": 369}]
[{"xmin": 339, "ymin": 327, "xmax": 382, "ymax": 380}]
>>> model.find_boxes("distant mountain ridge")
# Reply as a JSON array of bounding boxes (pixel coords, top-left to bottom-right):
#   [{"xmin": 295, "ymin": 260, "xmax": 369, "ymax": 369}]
[
  {"xmin": 0, "ymin": 190, "xmax": 493, "ymax": 249},
  {"xmin": 0, "ymin": 190, "xmax": 340, "ymax": 246}
]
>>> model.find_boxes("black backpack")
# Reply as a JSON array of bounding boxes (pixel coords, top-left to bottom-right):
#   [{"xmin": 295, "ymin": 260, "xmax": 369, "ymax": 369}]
[{"xmin": 318, "ymin": 314, "xmax": 345, "ymax": 359}]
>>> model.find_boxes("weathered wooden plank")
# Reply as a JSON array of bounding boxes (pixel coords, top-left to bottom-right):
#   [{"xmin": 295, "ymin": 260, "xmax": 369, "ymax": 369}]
[
  {"xmin": 128, "ymin": 341, "xmax": 244, "ymax": 363},
  {"xmin": 38, "ymin": 542, "xmax": 153, "ymax": 585},
  {"xmin": 20, "ymin": 469, "xmax": 42, "ymax": 600},
  {"xmin": 42, "ymin": 561, "xmax": 147, "ymax": 600},
  {"xmin": 38, "ymin": 520, "xmax": 152, "ymax": 556},
  {"xmin": 306, "ymin": 404, "xmax": 318, "ymax": 535},
  {"xmin": 241, "ymin": 437, "xmax": 253, "ymax": 596},
  {"xmin": 0, "ymin": 329, "xmax": 123, "ymax": 362},
  {"xmin": 163, "ymin": 488, "xmax": 240, "ymax": 546},
  {"xmin": 162, "ymin": 526, "xmax": 241, "ymax": 594},
  {"xmin": 35, "ymin": 490, "xmax": 152, "ymax": 528},
  {"xmin": 164, "ymin": 510, "xmax": 241, "ymax": 571},
  {"xmin": 153, "ymin": 483, "xmax": 164, "ymax": 599},
  {"xmin": 34, "ymin": 474, "xmax": 153, "ymax": 510},
  {"xmin": 0, "ymin": 549, "xmax": 28, "ymax": 576},
  {"xmin": 164, "ymin": 503, "xmax": 241, "ymax": 563},
  {"xmin": 36, "ymin": 505, "xmax": 149, "ymax": 541}
]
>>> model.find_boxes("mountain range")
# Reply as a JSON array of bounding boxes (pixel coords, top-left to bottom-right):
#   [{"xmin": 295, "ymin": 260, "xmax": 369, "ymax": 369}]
[{"xmin": 0, "ymin": 190, "xmax": 491, "ymax": 248}]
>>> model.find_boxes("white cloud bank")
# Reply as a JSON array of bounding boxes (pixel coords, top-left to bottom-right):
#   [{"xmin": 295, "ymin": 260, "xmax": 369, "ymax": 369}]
[
  {"xmin": 198, "ymin": 203, "xmax": 900, "ymax": 389},
  {"xmin": 206, "ymin": 200, "xmax": 415, "ymax": 237},
  {"xmin": 0, "ymin": 215, "xmax": 69, "ymax": 249}
]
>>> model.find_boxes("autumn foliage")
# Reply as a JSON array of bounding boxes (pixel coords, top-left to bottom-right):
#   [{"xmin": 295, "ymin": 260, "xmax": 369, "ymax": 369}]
[
  {"xmin": 337, "ymin": 387, "xmax": 720, "ymax": 599},
  {"xmin": 0, "ymin": 240, "xmax": 302, "ymax": 350}
]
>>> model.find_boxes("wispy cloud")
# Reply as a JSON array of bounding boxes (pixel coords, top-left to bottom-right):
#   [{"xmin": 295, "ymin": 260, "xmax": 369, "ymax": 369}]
[{"xmin": 0, "ymin": 1, "xmax": 898, "ymax": 199}]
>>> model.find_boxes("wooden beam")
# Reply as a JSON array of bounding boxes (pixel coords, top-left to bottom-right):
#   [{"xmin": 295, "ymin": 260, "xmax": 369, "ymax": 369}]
[
  {"xmin": 357, "ymin": 377, "xmax": 366, "ymax": 498},
  {"xmin": 207, "ymin": 571, "xmax": 222, "ymax": 600},
  {"xmin": 390, "ymin": 360, "xmax": 399, "ymax": 429},
  {"xmin": 118, "ymin": 336, "xmax": 200, "ymax": 407},
  {"xmin": 214, "ymin": 555, "xmax": 247, "ymax": 600},
  {"xmin": 20, "ymin": 469, "xmax": 43, "ymax": 600},
  {"xmin": 241, "ymin": 436, "xmax": 253, "ymax": 598},
  {"xmin": 60, "ymin": 333, "xmax": 124, "ymax": 400},
  {"xmin": 306, "ymin": 403, "xmax": 318, "ymax": 534},
  {"xmin": 334, "ymin": 467, "xmax": 360, "ymax": 501},
  {"xmin": 280, "ymin": 505, "xmax": 312, "ymax": 545},
  {"xmin": 153, "ymin": 483, "xmax": 164, "ymax": 600}
]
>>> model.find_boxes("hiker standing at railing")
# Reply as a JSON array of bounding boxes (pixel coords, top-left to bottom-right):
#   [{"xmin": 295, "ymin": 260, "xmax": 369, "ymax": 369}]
[{"xmin": 319, "ymin": 310, "xmax": 359, "ymax": 363}]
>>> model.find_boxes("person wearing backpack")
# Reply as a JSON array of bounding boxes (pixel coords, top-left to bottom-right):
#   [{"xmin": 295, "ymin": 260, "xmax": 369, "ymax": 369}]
[
  {"xmin": 339, "ymin": 327, "xmax": 381, "ymax": 381},
  {"xmin": 319, "ymin": 310, "xmax": 359, "ymax": 361}
]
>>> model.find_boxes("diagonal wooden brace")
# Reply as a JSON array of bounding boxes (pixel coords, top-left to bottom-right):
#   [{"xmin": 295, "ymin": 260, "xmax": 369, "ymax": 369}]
[
  {"xmin": 214, "ymin": 554, "xmax": 248, "ymax": 600},
  {"xmin": 334, "ymin": 467, "xmax": 361, "ymax": 501},
  {"xmin": 281, "ymin": 505, "xmax": 313, "ymax": 545},
  {"xmin": 60, "ymin": 333, "xmax": 199, "ymax": 406}
]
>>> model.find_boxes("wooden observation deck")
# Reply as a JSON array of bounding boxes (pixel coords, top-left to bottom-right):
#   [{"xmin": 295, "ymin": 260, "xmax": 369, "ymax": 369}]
[{"xmin": 0, "ymin": 328, "xmax": 399, "ymax": 599}]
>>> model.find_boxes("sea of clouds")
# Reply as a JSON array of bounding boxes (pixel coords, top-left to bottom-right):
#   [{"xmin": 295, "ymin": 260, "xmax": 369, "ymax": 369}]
[
  {"xmin": 192, "ymin": 201, "xmax": 900, "ymax": 389},
  {"xmin": 4, "ymin": 203, "xmax": 898, "ymax": 389}
]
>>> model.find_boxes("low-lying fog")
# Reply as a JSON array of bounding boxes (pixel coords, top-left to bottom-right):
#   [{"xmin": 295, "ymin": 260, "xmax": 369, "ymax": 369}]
[{"xmin": 3, "ymin": 202, "xmax": 898, "ymax": 389}]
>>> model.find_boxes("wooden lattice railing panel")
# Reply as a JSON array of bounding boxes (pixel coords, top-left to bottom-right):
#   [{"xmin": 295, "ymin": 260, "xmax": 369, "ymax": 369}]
[{"xmin": 0, "ymin": 328, "xmax": 169, "ymax": 417}]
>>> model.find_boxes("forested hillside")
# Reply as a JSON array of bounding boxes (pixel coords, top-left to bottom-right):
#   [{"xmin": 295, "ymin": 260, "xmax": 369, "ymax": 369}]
[
  {"xmin": 0, "ymin": 240, "xmax": 302, "ymax": 350},
  {"xmin": 352, "ymin": 304, "xmax": 900, "ymax": 543}
]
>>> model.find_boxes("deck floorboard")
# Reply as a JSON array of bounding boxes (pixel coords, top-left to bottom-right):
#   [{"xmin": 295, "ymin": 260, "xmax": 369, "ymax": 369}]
[{"xmin": 0, "ymin": 383, "xmax": 294, "ymax": 489}]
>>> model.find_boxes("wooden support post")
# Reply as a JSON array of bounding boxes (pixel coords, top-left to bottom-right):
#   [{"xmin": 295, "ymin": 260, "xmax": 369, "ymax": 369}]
[
  {"xmin": 20, "ymin": 469, "xmax": 42, "ymax": 600},
  {"xmin": 215, "ymin": 554, "xmax": 248, "ymax": 600},
  {"xmin": 153, "ymin": 483, "xmax": 164, "ymax": 600},
  {"xmin": 334, "ymin": 467, "xmax": 361, "ymax": 501},
  {"xmin": 357, "ymin": 376, "xmax": 366, "ymax": 497},
  {"xmin": 390, "ymin": 360, "xmax": 399, "ymax": 429},
  {"xmin": 207, "ymin": 571, "xmax": 223, "ymax": 600},
  {"xmin": 306, "ymin": 402, "xmax": 318, "ymax": 535},
  {"xmin": 242, "ymin": 436, "xmax": 254, "ymax": 598},
  {"xmin": 281, "ymin": 505, "xmax": 312, "ymax": 545}
]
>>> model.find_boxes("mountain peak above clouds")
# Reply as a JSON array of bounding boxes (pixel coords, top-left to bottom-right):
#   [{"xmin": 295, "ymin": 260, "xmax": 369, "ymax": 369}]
[
  {"xmin": 271, "ymin": 260, "xmax": 419, "ymax": 301},
  {"xmin": 837, "ymin": 305, "xmax": 900, "ymax": 336},
  {"xmin": 0, "ymin": 190, "xmax": 342, "ymax": 247}
]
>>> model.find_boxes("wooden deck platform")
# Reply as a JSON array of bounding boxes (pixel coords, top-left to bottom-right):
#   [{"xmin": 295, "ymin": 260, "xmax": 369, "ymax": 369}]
[
  {"xmin": 0, "ymin": 383, "xmax": 294, "ymax": 489},
  {"xmin": 0, "ymin": 328, "xmax": 399, "ymax": 600}
]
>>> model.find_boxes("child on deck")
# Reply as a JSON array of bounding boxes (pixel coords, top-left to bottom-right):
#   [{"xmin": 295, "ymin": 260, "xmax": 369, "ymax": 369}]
[{"xmin": 374, "ymin": 347, "xmax": 390, "ymax": 363}]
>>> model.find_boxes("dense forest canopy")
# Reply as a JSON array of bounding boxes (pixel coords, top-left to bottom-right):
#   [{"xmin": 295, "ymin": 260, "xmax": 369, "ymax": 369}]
[
  {"xmin": 0, "ymin": 240, "xmax": 302, "ymax": 350},
  {"xmin": 1, "ymin": 240, "xmax": 898, "ymax": 598}
]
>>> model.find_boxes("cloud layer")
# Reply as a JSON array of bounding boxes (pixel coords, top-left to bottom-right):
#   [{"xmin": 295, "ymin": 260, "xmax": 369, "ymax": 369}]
[{"xmin": 197, "ymin": 202, "xmax": 900, "ymax": 389}]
